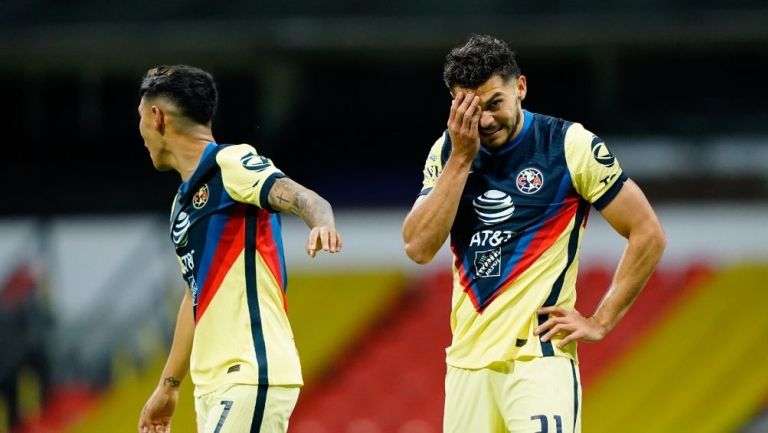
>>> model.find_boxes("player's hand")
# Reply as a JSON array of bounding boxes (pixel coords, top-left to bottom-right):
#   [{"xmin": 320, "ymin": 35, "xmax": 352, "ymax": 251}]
[
  {"xmin": 138, "ymin": 386, "xmax": 178, "ymax": 433},
  {"xmin": 447, "ymin": 91, "xmax": 481, "ymax": 161},
  {"xmin": 306, "ymin": 226, "xmax": 342, "ymax": 257},
  {"xmin": 534, "ymin": 306, "xmax": 608, "ymax": 349}
]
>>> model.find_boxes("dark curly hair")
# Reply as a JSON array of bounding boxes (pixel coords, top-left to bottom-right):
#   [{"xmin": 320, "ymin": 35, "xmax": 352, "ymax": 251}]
[
  {"xmin": 139, "ymin": 65, "xmax": 218, "ymax": 125},
  {"xmin": 443, "ymin": 34, "xmax": 521, "ymax": 90}
]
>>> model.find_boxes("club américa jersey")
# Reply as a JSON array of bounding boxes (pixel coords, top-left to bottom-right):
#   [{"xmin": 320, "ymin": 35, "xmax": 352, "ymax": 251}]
[
  {"xmin": 419, "ymin": 110, "xmax": 627, "ymax": 369},
  {"xmin": 170, "ymin": 142, "xmax": 302, "ymax": 396}
]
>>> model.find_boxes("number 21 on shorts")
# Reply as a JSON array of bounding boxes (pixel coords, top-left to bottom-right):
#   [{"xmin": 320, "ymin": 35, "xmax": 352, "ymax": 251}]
[{"xmin": 531, "ymin": 414, "xmax": 563, "ymax": 433}]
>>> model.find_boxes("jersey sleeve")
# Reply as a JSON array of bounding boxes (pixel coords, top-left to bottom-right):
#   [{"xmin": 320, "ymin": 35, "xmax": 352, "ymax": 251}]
[
  {"xmin": 216, "ymin": 144, "xmax": 285, "ymax": 211},
  {"xmin": 419, "ymin": 134, "xmax": 448, "ymax": 196},
  {"xmin": 564, "ymin": 123, "xmax": 627, "ymax": 210}
]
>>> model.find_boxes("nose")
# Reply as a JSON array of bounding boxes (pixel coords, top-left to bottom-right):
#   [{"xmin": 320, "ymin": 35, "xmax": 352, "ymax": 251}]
[{"xmin": 480, "ymin": 111, "xmax": 494, "ymax": 129}]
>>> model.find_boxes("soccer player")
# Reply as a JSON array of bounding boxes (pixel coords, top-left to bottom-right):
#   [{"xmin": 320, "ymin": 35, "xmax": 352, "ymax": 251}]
[
  {"xmin": 402, "ymin": 35, "xmax": 666, "ymax": 432},
  {"xmin": 136, "ymin": 65, "xmax": 342, "ymax": 433}
]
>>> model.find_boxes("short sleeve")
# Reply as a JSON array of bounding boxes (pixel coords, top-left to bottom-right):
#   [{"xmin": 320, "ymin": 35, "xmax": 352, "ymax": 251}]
[
  {"xmin": 217, "ymin": 144, "xmax": 285, "ymax": 211},
  {"xmin": 419, "ymin": 134, "xmax": 448, "ymax": 196},
  {"xmin": 564, "ymin": 123, "xmax": 627, "ymax": 210}
]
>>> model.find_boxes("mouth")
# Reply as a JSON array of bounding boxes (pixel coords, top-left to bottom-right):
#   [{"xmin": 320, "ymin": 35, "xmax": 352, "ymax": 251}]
[{"xmin": 480, "ymin": 127, "xmax": 504, "ymax": 139}]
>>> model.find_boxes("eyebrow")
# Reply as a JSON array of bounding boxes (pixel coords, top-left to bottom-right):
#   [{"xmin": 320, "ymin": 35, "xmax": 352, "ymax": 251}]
[{"xmin": 485, "ymin": 92, "xmax": 504, "ymax": 103}]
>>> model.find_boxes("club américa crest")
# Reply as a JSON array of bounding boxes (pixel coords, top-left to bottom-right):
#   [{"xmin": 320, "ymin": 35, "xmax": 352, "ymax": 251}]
[
  {"xmin": 516, "ymin": 168, "xmax": 544, "ymax": 194},
  {"xmin": 192, "ymin": 184, "xmax": 209, "ymax": 209}
]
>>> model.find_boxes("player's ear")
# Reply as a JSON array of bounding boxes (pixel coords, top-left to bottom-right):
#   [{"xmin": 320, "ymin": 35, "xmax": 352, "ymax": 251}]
[
  {"xmin": 516, "ymin": 75, "xmax": 527, "ymax": 101},
  {"xmin": 151, "ymin": 105, "xmax": 166, "ymax": 135}
]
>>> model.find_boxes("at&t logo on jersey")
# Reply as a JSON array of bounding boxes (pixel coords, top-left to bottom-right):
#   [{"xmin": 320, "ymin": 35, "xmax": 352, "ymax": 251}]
[
  {"xmin": 192, "ymin": 184, "xmax": 209, "ymax": 209},
  {"xmin": 172, "ymin": 211, "xmax": 190, "ymax": 247},
  {"xmin": 516, "ymin": 168, "xmax": 544, "ymax": 194},
  {"xmin": 179, "ymin": 249, "xmax": 199, "ymax": 302},
  {"xmin": 470, "ymin": 230, "xmax": 515, "ymax": 247},
  {"xmin": 473, "ymin": 190, "xmax": 515, "ymax": 225}
]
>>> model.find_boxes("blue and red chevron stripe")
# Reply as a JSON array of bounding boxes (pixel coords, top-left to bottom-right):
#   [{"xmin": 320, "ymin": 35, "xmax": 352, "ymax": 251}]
[{"xmin": 195, "ymin": 204, "xmax": 247, "ymax": 322}]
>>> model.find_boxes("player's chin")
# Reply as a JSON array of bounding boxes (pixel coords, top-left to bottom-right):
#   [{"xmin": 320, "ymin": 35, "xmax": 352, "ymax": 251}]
[
  {"xmin": 152, "ymin": 160, "xmax": 174, "ymax": 172},
  {"xmin": 480, "ymin": 131, "xmax": 507, "ymax": 148}
]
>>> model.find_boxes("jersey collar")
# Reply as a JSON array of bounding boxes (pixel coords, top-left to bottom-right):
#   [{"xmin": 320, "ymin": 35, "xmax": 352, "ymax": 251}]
[{"xmin": 179, "ymin": 142, "xmax": 218, "ymax": 195}]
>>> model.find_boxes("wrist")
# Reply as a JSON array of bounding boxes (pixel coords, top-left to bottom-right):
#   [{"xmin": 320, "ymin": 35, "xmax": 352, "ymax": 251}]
[
  {"xmin": 159, "ymin": 376, "xmax": 182, "ymax": 391},
  {"xmin": 447, "ymin": 153, "xmax": 475, "ymax": 169},
  {"xmin": 589, "ymin": 314, "xmax": 613, "ymax": 338}
]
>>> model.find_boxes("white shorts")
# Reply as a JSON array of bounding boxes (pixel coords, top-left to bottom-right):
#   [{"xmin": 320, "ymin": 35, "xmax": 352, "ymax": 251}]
[
  {"xmin": 444, "ymin": 356, "xmax": 581, "ymax": 433},
  {"xmin": 195, "ymin": 383, "xmax": 300, "ymax": 433}
]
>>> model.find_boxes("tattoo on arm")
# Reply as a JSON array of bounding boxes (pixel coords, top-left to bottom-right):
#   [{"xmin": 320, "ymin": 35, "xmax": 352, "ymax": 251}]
[
  {"xmin": 290, "ymin": 191, "xmax": 309, "ymax": 215},
  {"xmin": 163, "ymin": 377, "xmax": 181, "ymax": 388},
  {"xmin": 268, "ymin": 178, "xmax": 334, "ymax": 228},
  {"xmin": 276, "ymin": 192, "xmax": 290, "ymax": 206}
]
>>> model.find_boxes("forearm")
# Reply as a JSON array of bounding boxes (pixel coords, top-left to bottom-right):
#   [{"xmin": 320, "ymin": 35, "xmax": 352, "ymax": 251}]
[
  {"xmin": 269, "ymin": 178, "xmax": 335, "ymax": 228},
  {"xmin": 158, "ymin": 289, "xmax": 194, "ymax": 390},
  {"xmin": 402, "ymin": 155, "xmax": 473, "ymax": 264},
  {"xmin": 290, "ymin": 188, "xmax": 335, "ymax": 229},
  {"xmin": 592, "ymin": 226, "xmax": 666, "ymax": 333}
]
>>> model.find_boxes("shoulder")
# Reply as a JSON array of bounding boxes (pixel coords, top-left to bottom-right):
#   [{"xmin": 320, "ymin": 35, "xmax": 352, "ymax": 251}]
[
  {"xmin": 423, "ymin": 131, "xmax": 451, "ymax": 165},
  {"xmin": 529, "ymin": 112, "xmax": 576, "ymax": 142},
  {"xmin": 215, "ymin": 143, "xmax": 268, "ymax": 170},
  {"xmin": 215, "ymin": 143, "xmax": 258, "ymax": 160}
]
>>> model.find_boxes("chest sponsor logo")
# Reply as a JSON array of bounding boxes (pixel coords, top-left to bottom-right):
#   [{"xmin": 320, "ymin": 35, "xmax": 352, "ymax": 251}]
[
  {"xmin": 473, "ymin": 190, "xmax": 515, "ymax": 225},
  {"xmin": 179, "ymin": 249, "xmax": 199, "ymax": 302},
  {"xmin": 591, "ymin": 140, "xmax": 616, "ymax": 167},
  {"xmin": 192, "ymin": 184, "xmax": 209, "ymax": 209},
  {"xmin": 172, "ymin": 211, "xmax": 190, "ymax": 247},
  {"xmin": 470, "ymin": 229, "xmax": 515, "ymax": 247},
  {"xmin": 474, "ymin": 248, "xmax": 502, "ymax": 278},
  {"xmin": 516, "ymin": 168, "xmax": 544, "ymax": 194},
  {"xmin": 240, "ymin": 152, "xmax": 271, "ymax": 172}
]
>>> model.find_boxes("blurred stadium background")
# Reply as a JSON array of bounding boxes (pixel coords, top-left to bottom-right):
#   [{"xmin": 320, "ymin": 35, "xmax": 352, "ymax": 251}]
[{"xmin": 1, "ymin": 1, "xmax": 767, "ymax": 432}]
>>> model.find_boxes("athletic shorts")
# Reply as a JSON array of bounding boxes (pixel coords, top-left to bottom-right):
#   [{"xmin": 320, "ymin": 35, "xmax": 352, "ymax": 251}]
[
  {"xmin": 195, "ymin": 383, "xmax": 300, "ymax": 433},
  {"xmin": 444, "ymin": 356, "xmax": 581, "ymax": 433}
]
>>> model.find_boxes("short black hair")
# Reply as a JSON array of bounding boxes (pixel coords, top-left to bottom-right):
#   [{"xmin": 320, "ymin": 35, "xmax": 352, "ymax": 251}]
[
  {"xmin": 139, "ymin": 65, "xmax": 218, "ymax": 125},
  {"xmin": 443, "ymin": 34, "xmax": 521, "ymax": 90}
]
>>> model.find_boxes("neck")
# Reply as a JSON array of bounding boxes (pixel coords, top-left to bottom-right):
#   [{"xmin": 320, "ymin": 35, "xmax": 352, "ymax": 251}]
[
  {"xmin": 170, "ymin": 126, "xmax": 215, "ymax": 181},
  {"xmin": 509, "ymin": 108, "xmax": 525, "ymax": 141}
]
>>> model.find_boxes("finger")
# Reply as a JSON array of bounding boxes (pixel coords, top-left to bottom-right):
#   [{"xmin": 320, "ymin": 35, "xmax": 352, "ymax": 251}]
[
  {"xmin": 320, "ymin": 229, "xmax": 330, "ymax": 252},
  {"xmin": 547, "ymin": 321, "xmax": 579, "ymax": 342},
  {"xmin": 306, "ymin": 229, "xmax": 319, "ymax": 257},
  {"xmin": 538, "ymin": 306, "xmax": 566, "ymax": 316},
  {"xmin": 453, "ymin": 92, "xmax": 473, "ymax": 128},
  {"xmin": 461, "ymin": 95, "xmax": 479, "ymax": 132},
  {"xmin": 541, "ymin": 324, "xmax": 567, "ymax": 342},
  {"xmin": 557, "ymin": 332, "xmax": 580, "ymax": 349},
  {"xmin": 448, "ymin": 92, "xmax": 465, "ymax": 127},
  {"xmin": 458, "ymin": 93, "xmax": 475, "ymax": 125},
  {"xmin": 469, "ymin": 100, "xmax": 481, "ymax": 136},
  {"xmin": 534, "ymin": 316, "xmax": 564, "ymax": 335},
  {"xmin": 336, "ymin": 233, "xmax": 343, "ymax": 252},
  {"xmin": 328, "ymin": 230, "xmax": 338, "ymax": 252}
]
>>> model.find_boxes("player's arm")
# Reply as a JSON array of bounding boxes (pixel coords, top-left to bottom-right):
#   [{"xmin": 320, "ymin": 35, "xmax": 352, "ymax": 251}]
[
  {"xmin": 268, "ymin": 177, "xmax": 342, "ymax": 257},
  {"xmin": 402, "ymin": 91, "xmax": 480, "ymax": 264},
  {"xmin": 138, "ymin": 288, "xmax": 194, "ymax": 433},
  {"xmin": 536, "ymin": 180, "xmax": 666, "ymax": 347}
]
